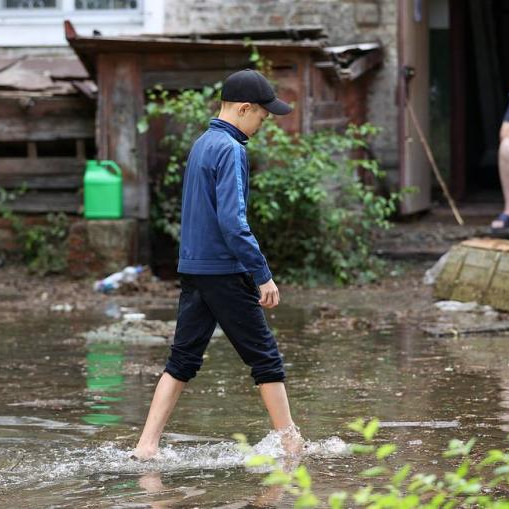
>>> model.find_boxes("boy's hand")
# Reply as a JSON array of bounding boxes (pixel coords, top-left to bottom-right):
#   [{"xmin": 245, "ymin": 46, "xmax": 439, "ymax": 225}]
[{"xmin": 258, "ymin": 279, "xmax": 280, "ymax": 308}]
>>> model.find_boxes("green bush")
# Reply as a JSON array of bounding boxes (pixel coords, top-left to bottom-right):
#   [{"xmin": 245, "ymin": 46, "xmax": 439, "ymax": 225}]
[
  {"xmin": 0, "ymin": 187, "xmax": 69, "ymax": 276},
  {"xmin": 139, "ymin": 84, "xmax": 403, "ymax": 285},
  {"xmin": 237, "ymin": 419, "xmax": 509, "ymax": 509}
]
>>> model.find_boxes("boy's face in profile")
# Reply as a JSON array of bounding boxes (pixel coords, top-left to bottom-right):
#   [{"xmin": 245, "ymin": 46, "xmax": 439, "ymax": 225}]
[
  {"xmin": 238, "ymin": 103, "xmax": 270, "ymax": 137},
  {"xmin": 221, "ymin": 102, "xmax": 270, "ymax": 137}
]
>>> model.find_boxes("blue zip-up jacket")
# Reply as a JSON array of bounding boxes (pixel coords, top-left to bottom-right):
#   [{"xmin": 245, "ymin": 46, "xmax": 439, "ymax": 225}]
[{"xmin": 177, "ymin": 118, "xmax": 272, "ymax": 286}]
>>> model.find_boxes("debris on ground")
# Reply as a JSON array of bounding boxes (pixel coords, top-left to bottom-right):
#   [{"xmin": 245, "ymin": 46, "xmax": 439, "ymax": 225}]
[
  {"xmin": 421, "ymin": 320, "xmax": 509, "ymax": 337},
  {"xmin": 93, "ymin": 265, "xmax": 144, "ymax": 293},
  {"xmin": 81, "ymin": 319, "xmax": 225, "ymax": 344},
  {"xmin": 434, "ymin": 300, "xmax": 496, "ymax": 314},
  {"xmin": 82, "ymin": 320, "xmax": 175, "ymax": 345},
  {"xmin": 0, "ymin": 264, "xmax": 180, "ymax": 321},
  {"xmin": 422, "ymin": 252, "xmax": 450, "ymax": 286}
]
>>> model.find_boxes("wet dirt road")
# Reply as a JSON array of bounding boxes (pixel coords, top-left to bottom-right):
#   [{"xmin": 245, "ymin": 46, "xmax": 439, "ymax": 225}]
[{"xmin": 1, "ymin": 271, "xmax": 509, "ymax": 508}]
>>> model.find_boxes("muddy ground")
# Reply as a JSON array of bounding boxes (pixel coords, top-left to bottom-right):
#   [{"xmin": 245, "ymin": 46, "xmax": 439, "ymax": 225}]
[
  {"xmin": 1, "ymin": 257, "xmax": 507, "ymax": 340},
  {"xmin": 1, "ymin": 209, "xmax": 506, "ymax": 335}
]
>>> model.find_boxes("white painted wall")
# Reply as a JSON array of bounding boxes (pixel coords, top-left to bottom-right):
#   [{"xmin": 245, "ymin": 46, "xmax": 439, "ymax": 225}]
[{"xmin": 0, "ymin": 0, "xmax": 164, "ymax": 47}]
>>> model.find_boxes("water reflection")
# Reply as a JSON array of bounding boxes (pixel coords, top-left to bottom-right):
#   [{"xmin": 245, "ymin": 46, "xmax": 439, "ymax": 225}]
[
  {"xmin": 83, "ymin": 342, "xmax": 125, "ymax": 426},
  {"xmin": 4, "ymin": 305, "xmax": 509, "ymax": 507}
]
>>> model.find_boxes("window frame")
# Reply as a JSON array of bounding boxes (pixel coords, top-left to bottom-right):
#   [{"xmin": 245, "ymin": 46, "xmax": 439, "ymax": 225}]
[{"xmin": 0, "ymin": 0, "xmax": 142, "ymax": 16}]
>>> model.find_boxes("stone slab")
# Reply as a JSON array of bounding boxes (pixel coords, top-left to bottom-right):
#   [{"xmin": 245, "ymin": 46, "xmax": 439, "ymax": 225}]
[
  {"xmin": 433, "ymin": 238, "xmax": 509, "ymax": 312},
  {"xmin": 67, "ymin": 219, "xmax": 137, "ymax": 278}
]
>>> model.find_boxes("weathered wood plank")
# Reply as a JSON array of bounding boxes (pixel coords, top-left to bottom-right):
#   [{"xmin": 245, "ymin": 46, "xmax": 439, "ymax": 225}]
[
  {"xmin": 0, "ymin": 158, "xmax": 85, "ymax": 175},
  {"xmin": 0, "ymin": 117, "xmax": 95, "ymax": 142},
  {"xmin": 143, "ymin": 52, "xmax": 249, "ymax": 72},
  {"xmin": 311, "ymin": 118, "xmax": 347, "ymax": 130},
  {"xmin": 313, "ymin": 101, "xmax": 344, "ymax": 120},
  {"xmin": 8, "ymin": 192, "xmax": 81, "ymax": 213},
  {"xmin": 98, "ymin": 53, "xmax": 148, "ymax": 220},
  {"xmin": 0, "ymin": 96, "xmax": 94, "ymax": 116},
  {"xmin": 0, "ymin": 175, "xmax": 82, "ymax": 189},
  {"xmin": 143, "ymin": 70, "xmax": 231, "ymax": 90},
  {"xmin": 340, "ymin": 48, "xmax": 383, "ymax": 81}
]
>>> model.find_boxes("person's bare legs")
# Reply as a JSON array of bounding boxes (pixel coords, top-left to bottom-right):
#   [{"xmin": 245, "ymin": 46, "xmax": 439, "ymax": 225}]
[
  {"xmin": 259, "ymin": 382, "xmax": 303, "ymax": 455},
  {"xmin": 134, "ymin": 372, "xmax": 185, "ymax": 459},
  {"xmin": 492, "ymin": 125, "xmax": 509, "ymax": 229}
]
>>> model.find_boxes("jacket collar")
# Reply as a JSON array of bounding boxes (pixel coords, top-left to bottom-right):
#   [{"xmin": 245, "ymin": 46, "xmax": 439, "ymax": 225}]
[{"xmin": 209, "ymin": 118, "xmax": 248, "ymax": 145}]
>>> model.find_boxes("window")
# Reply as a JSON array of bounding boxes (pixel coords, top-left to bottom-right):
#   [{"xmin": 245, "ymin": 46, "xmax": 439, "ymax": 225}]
[
  {"xmin": 75, "ymin": 0, "xmax": 137, "ymax": 8},
  {"xmin": 1, "ymin": 0, "xmax": 138, "ymax": 8},
  {"xmin": 4, "ymin": 0, "xmax": 56, "ymax": 7}
]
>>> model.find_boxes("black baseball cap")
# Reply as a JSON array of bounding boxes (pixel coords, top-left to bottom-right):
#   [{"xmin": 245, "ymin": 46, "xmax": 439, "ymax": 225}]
[{"xmin": 221, "ymin": 69, "xmax": 293, "ymax": 116}]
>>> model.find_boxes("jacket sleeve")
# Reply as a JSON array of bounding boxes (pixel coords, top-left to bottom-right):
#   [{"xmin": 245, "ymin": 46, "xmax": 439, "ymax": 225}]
[{"xmin": 215, "ymin": 142, "xmax": 272, "ymax": 286}]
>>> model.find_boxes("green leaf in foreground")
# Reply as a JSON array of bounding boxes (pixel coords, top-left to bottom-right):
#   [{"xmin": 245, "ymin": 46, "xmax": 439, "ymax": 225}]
[
  {"xmin": 361, "ymin": 465, "xmax": 388, "ymax": 477},
  {"xmin": 328, "ymin": 491, "xmax": 348, "ymax": 509},
  {"xmin": 363, "ymin": 418, "xmax": 380, "ymax": 441},
  {"xmin": 376, "ymin": 444, "xmax": 397, "ymax": 460},
  {"xmin": 295, "ymin": 493, "xmax": 319, "ymax": 509},
  {"xmin": 262, "ymin": 470, "xmax": 292, "ymax": 486},
  {"xmin": 245, "ymin": 455, "xmax": 274, "ymax": 467}
]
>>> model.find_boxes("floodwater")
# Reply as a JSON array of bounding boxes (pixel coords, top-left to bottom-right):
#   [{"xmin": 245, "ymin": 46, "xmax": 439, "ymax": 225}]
[{"xmin": 1, "ymin": 297, "xmax": 509, "ymax": 508}]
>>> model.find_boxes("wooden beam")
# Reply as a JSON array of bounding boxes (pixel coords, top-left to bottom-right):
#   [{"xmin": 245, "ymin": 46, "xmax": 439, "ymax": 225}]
[
  {"xmin": 143, "ymin": 69, "xmax": 232, "ymax": 90},
  {"xmin": 76, "ymin": 139, "xmax": 86, "ymax": 159},
  {"xmin": 0, "ymin": 175, "xmax": 82, "ymax": 189},
  {"xmin": 27, "ymin": 142, "xmax": 37, "ymax": 159},
  {"xmin": 340, "ymin": 48, "xmax": 384, "ymax": 81},
  {"xmin": 0, "ymin": 117, "xmax": 95, "ymax": 142},
  {"xmin": 8, "ymin": 192, "xmax": 81, "ymax": 213},
  {"xmin": 0, "ymin": 158, "xmax": 85, "ymax": 175},
  {"xmin": 97, "ymin": 53, "xmax": 148, "ymax": 220}
]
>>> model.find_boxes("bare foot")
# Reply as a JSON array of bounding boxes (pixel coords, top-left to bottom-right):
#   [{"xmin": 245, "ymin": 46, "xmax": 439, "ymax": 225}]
[
  {"xmin": 132, "ymin": 443, "xmax": 159, "ymax": 460},
  {"xmin": 279, "ymin": 423, "xmax": 305, "ymax": 456}
]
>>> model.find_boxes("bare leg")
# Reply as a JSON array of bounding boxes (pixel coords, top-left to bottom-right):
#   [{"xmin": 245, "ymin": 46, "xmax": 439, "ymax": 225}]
[
  {"xmin": 134, "ymin": 372, "xmax": 185, "ymax": 459},
  {"xmin": 259, "ymin": 382, "xmax": 303, "ymax": 455},
  {"xmin": 492, "ymin": 134, "xmax": 509, "ymax": 228}
]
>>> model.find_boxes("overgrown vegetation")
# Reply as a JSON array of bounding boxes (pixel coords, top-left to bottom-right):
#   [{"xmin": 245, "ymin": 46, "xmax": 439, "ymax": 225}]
[
  {"xmin": 0, "ymin": 187, "xmax": 69, "ymax": 276},
  {"xmin": 237, "ymin": 419, "xmax": 509, "ymax": 508},
  {"xmin": 139, "ymin": 56, "xmax": 405, "ymax": 285}
]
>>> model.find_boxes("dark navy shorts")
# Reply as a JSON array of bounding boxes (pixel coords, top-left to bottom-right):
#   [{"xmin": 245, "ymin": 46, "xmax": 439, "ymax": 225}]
[{"xmin": 164, "ymin": 273, "xmax": 285, "ymax": 385}]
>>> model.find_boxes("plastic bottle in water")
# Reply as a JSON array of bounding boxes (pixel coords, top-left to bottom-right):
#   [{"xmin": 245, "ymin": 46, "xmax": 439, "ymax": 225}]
[{"xmin": 94, "ymin": 265, "xmax": 143, "ymax": 293}]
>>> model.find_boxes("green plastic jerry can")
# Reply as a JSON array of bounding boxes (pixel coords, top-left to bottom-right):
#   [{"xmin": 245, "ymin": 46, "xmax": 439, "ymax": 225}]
[{"xmin": 84, "ymin": 160, "xmax": 123, "ymax": 219}]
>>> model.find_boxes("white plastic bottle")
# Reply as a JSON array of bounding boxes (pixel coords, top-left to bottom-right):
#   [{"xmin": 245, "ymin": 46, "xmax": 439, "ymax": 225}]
[{"xmin": 94, "ymin": 265, "xmax": 143, "ymax": 293}]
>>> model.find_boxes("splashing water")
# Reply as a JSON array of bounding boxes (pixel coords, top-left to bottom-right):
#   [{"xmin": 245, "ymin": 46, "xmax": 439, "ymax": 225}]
[{"xmin": 0, "ymin": 430, "xmax": 348, "ymax": 490}]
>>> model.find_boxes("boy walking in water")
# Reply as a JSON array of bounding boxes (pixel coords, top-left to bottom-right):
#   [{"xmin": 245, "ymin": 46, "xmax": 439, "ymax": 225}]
[{"xmin": 134, "ymin": 69, "xmax": 302, "ymax": 459}]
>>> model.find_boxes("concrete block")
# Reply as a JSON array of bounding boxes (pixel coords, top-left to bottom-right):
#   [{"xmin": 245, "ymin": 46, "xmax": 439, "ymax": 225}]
[
  {"xmin": 67, "ymin": 219, "xmax": 137, "ymax": 278},
  {"xmin": 433, "ymin": 238, "xmax": 509, "ymax": 312}
]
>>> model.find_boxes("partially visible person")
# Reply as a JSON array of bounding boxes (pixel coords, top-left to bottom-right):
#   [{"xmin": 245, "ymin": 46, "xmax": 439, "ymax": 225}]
[{"xmin": 491, "ymin": 102, "xmax": 509, "ymax": 234}]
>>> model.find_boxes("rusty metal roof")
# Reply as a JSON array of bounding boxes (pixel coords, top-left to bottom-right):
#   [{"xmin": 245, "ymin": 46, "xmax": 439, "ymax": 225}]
[
  {"xmin": 64, "ymin": 20, "xmax": 327, "ymax": 79},
  {"xmin": 63, "ymin": 21, "xmax": 382, "ymax": 84},
  {"xmin": 154, "ymin": 26, "xmax": 328, "ymax": 42},
  {"xmin": 317, "ymin": 41, "xmax": 383, "ymax": 81},
  {"xmin": 0, "ymin": 55, "xmax": 95, "ymax": 98}
]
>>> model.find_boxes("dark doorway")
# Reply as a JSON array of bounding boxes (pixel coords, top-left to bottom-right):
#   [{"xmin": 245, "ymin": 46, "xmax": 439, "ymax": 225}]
[{"xmin": 449, "ymin": 0, "xmax": 509, "ymax": 202}]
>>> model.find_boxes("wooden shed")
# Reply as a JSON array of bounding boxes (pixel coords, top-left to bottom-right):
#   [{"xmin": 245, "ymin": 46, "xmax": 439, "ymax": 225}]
[
  {"xmin": 65, "ymin": 21, "xmax": 382, "ymax": 231},
  {"xmin": 0, "ymin": 56, "xmax": 96, "ymax": 214}
]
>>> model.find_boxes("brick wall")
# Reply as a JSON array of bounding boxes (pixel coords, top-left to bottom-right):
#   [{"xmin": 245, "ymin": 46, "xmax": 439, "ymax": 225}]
[{"xmin": 164, "ymin": 0, "xmax": 400, "ymax": 174}]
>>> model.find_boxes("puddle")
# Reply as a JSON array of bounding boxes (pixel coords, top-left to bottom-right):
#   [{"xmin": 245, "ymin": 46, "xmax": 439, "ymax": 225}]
[{"xmin": 1, "ymin": 304, "xmax": 509, "ymax": 507}]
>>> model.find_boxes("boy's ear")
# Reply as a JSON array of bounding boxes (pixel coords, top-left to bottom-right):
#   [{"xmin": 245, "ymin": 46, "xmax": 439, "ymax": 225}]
[{"xmin": 237, "ymin": 103, "xmax": 252, "ymax": 116}]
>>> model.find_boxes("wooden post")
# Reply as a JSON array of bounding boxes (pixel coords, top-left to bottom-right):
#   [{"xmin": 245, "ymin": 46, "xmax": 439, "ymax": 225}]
[{"xmin": 96, "ymin": 53, "xmax": 148, "ymax": 221}]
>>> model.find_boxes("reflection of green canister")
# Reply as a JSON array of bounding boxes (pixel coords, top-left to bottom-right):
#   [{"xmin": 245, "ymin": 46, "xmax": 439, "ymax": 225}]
[
  {"xmin": 83, "ymin": 160, "xmax": 123, "ymax": 219},
  {"xmin": 83, "ymin": 342, "xmax": 124, "ymax": 426}
]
